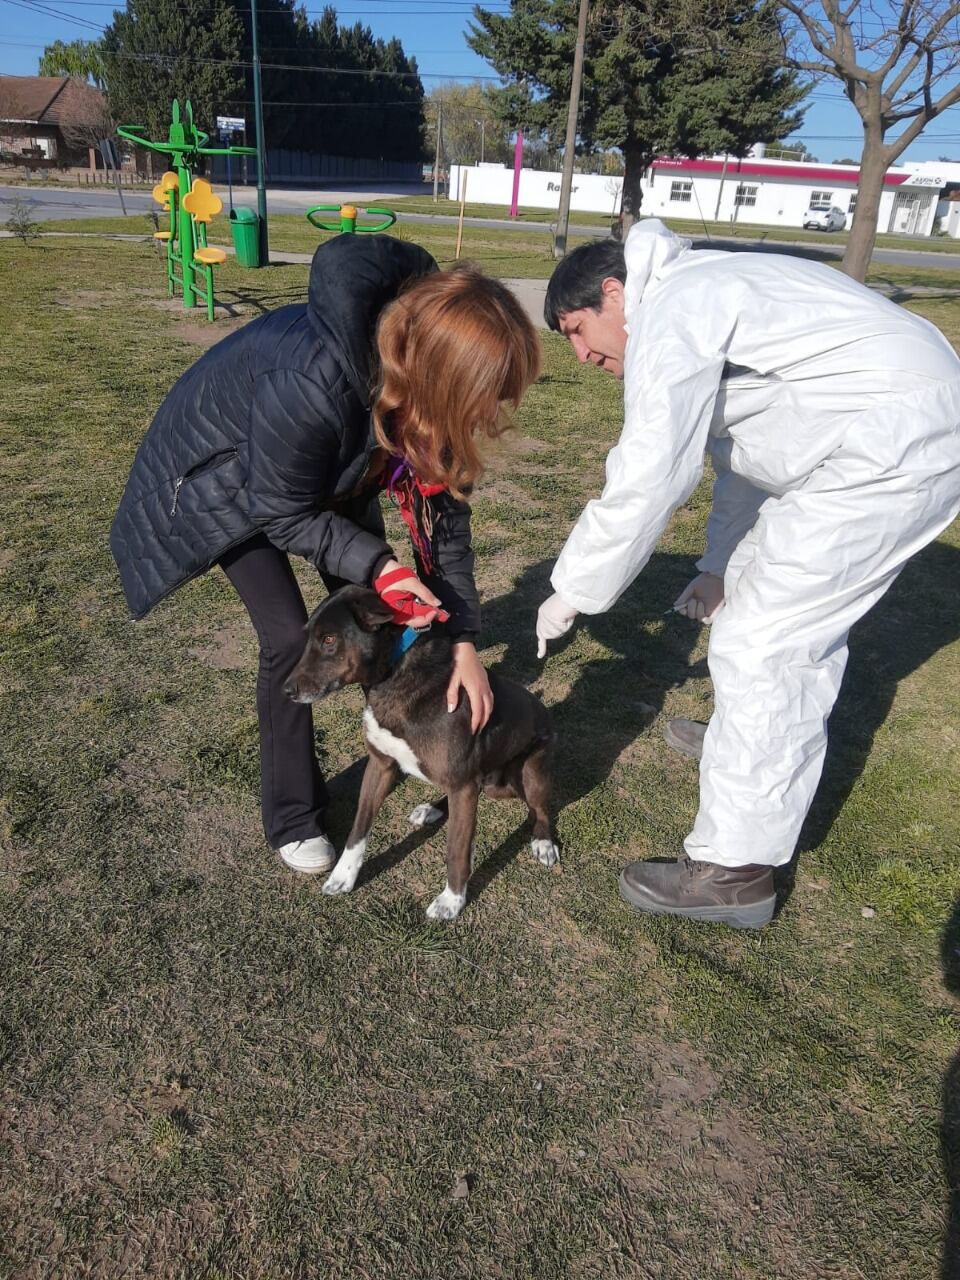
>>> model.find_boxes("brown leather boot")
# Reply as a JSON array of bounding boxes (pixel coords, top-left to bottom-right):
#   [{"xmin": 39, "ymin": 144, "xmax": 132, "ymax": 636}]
[
  {"xmin": 619, "ymin": 854, "xmax": 776, "ymax": 929},
  {"xmin": 663, "ymin": 719, "xmax": 707, "ymax": 760}
]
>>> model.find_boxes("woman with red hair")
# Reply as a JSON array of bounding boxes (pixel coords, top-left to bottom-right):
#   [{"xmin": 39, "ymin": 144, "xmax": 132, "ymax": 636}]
[{"xmin": 111, "ymin": 234, "xmax": 540, "ymax": 875}]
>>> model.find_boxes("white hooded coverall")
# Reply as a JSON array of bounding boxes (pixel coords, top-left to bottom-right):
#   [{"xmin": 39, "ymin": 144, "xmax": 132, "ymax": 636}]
[{"xmin": 551, "ymin": 220, "xmax": 960, "ymax": 868}]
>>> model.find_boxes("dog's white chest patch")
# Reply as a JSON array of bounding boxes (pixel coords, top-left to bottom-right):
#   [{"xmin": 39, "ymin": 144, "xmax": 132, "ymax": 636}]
[{"xmin": 363, "ymin": 707, "xmax": 430, "ymax": 782}]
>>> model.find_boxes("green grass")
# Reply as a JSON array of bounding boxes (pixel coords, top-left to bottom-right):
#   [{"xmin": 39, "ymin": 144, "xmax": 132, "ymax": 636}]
[
  {"xmin": 396, "ymin": 198, "xmax": 960, "ymax": 254},
  {"xmin": 1, "ymin": 236, "xmax": 959, "ymax": 1278},
  {"xmin": 391, "ymin": 194, "xmax": 613, "ymax": 227},
  {"xmin": 36, "ymin": 215, "xmax": 960, "ymax": 298},
  {"xmin": 663, "ymin": 214, "xmax": 960, "ymax": 254},
  {"xmin": 38, "ymin": 211, "xmax": 561, "ymax": 278}
]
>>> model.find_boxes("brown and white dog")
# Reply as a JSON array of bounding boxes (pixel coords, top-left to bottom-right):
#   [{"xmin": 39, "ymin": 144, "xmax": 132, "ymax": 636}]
[{"xmin": 284, "ymin": 585, "xmax": 559, "ymax": 920}]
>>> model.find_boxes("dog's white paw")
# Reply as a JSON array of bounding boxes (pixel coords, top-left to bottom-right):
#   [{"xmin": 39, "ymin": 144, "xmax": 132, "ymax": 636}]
[
  {"xmin": 321, "ymin": 841, "xmax": 365, "ymax": 896},
  {"xmin": 425, "ymin": 885, "xmax": 466, "ymax": 921},
  {"xmin": 531, "ymin": 838, "xmax": 560, "ymax": 868},
  {"xmin": 408, "ymin": 802, "xmax": 445, "ymax": 828},
  {"xmin": 321, "ymin": 870, "xmax": 355, "ymax": 896}
]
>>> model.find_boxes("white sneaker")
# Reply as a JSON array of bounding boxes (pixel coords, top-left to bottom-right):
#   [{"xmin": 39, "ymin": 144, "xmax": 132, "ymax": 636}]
[{"xmin": 278, "ymin": 835, "xmax": 336, "ymax": 875}]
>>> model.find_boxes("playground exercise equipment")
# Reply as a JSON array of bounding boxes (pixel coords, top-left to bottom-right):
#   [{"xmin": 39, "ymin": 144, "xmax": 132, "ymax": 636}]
[
  {"xmin": 119, "ymin": 100, "xmax": 259, "ymax": 320},
  {"xmin": 306, "ymin": 204, "xmax": 397, "ymax": 234}
]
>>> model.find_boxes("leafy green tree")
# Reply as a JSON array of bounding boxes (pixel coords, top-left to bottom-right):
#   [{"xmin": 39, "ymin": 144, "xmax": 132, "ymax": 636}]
[
  {"xmin": 101, "ymin": 0, "xmax": 245, "ymax": 140},
  {"xmin": 38, "ymin": 39, "xmax": 106, "ymax": 89},
  {"xmin": 100, "ymin": 0, "xmax": 424, "ymax": 163},
  {"xmin": 469, "ymin": 0, "xmax": 808, "ymax": 232},
  {"xmin": 228, "ymin": 2, "xmax": 424, "ymax": 160}
]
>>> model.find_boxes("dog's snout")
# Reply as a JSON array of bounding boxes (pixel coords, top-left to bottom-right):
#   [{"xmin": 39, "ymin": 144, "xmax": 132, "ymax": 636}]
[{"xmin": 283, "ymin": 677, "xmax": 298, "ymax": 699}]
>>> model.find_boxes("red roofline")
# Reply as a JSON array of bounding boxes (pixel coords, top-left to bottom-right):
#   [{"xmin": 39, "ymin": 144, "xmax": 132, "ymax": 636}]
[{"xmin": 652, "ymin": 156, "xmax": 910, "ymax": 188}]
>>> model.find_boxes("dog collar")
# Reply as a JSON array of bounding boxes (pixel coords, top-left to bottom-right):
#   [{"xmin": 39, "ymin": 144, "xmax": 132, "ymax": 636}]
[{"xmin": 391, "ymin": 625, "xmax": 421, "ymax": 662}]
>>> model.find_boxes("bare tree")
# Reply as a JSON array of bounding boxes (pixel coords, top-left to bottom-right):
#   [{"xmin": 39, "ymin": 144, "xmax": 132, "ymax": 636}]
[
  {"xmin": 778, "ymin": 1, "xmax": 960, "ymax": 280},
  {"xmin": 56, "ymin": 81, "xmax": 114, "ymax": 161}
]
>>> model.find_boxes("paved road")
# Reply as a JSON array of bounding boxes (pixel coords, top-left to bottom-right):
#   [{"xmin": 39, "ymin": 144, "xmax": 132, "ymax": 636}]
[
  {"xmin": 0, "ymin": 182, "xmax": 394, "ymax": 220},
  {"xmin": 3, "ymin": 182, "xmax": 958, "ymax": 273}
]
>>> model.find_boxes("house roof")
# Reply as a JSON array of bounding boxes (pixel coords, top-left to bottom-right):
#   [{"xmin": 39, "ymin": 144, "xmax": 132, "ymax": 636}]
[{"xmin": 0, "ymin": 75, "xmax": 106, "ymax": 126}]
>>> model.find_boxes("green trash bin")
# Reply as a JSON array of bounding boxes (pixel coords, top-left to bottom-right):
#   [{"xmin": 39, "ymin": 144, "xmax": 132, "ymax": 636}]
[{"xmin": 229, "ymin": 207, "xmax": 260, "ymax": 268}]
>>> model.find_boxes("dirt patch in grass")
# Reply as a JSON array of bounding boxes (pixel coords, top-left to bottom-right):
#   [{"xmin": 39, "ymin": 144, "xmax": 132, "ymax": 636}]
[
  {"xmin": 179, "ymin": 801, "xmax": 262, "ymax": 878},
  {"xmin": 189, "ymin": 621, "xmax": 256, "ymax": 671},
  {"xmin": 477, "ymin": 476, "xmax": 545, "ymax": 511}
]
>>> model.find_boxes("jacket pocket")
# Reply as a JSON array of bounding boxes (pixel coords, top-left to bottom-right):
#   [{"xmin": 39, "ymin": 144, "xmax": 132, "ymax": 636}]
[{"xmin": 170, "ymin": 449, "xmax": 240, "ymax": 518}]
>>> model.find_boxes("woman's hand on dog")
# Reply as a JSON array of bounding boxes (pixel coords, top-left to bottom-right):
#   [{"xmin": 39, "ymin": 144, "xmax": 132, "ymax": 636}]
[
  {"xmin": 447, "ymin": 642, "xmax": 494, "ymax": 733},
  {"xmin": 377, "ymin": 558, "xmax": 443, "ymax": 628}
]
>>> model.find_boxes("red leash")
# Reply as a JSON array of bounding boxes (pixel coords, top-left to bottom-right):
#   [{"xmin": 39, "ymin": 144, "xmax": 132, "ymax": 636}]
[{"xmin": 373, "ymin": 566, "xmax": 450, "ymax": 627}]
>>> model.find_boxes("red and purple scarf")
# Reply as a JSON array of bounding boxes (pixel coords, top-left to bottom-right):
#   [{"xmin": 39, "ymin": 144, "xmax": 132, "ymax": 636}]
[{"xmin": 384, "ymin": 456, "xmax": 446, "ymax": 575}]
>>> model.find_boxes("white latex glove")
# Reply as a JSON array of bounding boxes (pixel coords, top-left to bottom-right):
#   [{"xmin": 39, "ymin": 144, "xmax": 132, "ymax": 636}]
[
  {"xmin": 673, "ymin": 571, "xmax": 725, "ymax": 624},
  {"xmin": 536, "ymin": 593, "xmax": 578, "ymax": 659}
]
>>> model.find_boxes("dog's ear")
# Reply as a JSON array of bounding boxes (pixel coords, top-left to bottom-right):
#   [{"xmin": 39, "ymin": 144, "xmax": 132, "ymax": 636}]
[{"xmin": 350, "ymin": 590, "xmax": 396, "ymax": 632}]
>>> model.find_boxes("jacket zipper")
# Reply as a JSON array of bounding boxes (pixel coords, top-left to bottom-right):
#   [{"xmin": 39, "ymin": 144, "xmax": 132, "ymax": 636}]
[{"xmin": 170, "ymin": 477, "xmax": 184, "ymax": 518}]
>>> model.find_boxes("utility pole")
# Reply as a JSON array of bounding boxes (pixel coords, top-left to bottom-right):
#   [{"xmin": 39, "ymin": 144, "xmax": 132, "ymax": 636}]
[
  {"xmin": 553, "ymin": 0, "xmax": 589, "ymax": 259},
  {"xmin": 250, "ymin": 0, "xmax": 269, "ymax": 263},
  {"xmin": 432, "ymin": 97, "xmax": 442, "ymax": 203},
  {"xmin": 478, "ymin": 117, "xmax": 485, "ymax": 164}
]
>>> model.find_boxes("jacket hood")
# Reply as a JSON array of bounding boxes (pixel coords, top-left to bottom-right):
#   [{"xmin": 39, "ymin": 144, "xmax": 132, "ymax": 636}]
[
  {"xmin": 623, "ymin": 219, "xmax": 692, "ymax": 317},
  {"xmin": 307, "ymin": 233, "xmax": 438, "ymax": 406}
]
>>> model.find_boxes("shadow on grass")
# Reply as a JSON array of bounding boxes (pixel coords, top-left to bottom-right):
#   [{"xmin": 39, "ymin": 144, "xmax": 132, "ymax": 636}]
[
  {"xmin": 800, "ymin": 540, "xmax": 960, "ymax": 854},
  {"xmin": 689, "ymin": 234, "xmax": 842, "ymax": 265},
  {"xmin": 479, "ymin": 551, "xmax": 702, "ymax": 824},
  {"xmin": 874, "ymin": 285, "xmax": 960, "ymax": 304},
  {"xmin": 941, "ymin": 900, "xmax": 960, "ymax": 1278},
  {"xmin": 216, "ymin": 276, "xmax": 309, "ymax": 318},
  {"xmin": 481, "ymin": 543, "xmax": 959, "ymax": 909}
]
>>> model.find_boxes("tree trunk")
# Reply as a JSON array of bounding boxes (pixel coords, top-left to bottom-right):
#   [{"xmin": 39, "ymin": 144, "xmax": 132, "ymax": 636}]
[
  {"xmin": 619, "ymin": 144, "xmax": 649, "ymax": 238},
  {"xmin": 842, "ymin": 127, "xmax": 887, "ymax": 282}
]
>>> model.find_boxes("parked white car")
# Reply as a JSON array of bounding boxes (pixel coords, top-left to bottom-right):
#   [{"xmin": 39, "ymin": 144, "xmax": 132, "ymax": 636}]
[{"xmin": 802, "ymin": 206, "xmax": 847, "ymax": 232}]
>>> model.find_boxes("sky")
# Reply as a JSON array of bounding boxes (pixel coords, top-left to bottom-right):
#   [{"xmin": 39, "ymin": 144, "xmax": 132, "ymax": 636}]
[{"xmin": 2, "ymin": 0, "xmax": 959, "ymax": 166}]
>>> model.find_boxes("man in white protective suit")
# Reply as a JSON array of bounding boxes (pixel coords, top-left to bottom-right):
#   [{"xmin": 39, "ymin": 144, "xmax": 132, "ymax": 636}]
[{"xmin": 536, "ymin": 220, "xmax": 960, "ymax": 930}]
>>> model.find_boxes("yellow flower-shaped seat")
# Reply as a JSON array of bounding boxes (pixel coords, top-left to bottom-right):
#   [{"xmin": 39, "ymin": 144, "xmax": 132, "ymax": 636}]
[
  {"xmin": 152, "ymin": 171, "xmax": 179, "ymax": 208},
  {"xmin": 153, "ymin": 230, "xmax": 172, "ymax": 241},
  {"xmin": 182, "ymin": 178, "xmax": 223, "ymax": 224}
]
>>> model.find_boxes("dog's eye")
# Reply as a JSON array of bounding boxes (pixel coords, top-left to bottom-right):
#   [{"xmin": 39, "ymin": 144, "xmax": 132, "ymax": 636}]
[{"xmin": 321, "ymin": 634, "xmax": 337, "ymax": 649}]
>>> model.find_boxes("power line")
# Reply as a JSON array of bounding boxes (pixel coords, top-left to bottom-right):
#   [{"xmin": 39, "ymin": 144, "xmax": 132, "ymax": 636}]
[
  {"xmin": 4, "ymin": 0, "xmax": 509, "ymax": 10},
  {"xmin": 23, "ymin": 0, "xmax": 506, "ymax": 5},
  {"xmin": 46, "ymin": 45, "xmax": 499, "ymax": 80},
  {"xmin": 2, "ymin": 0, "xmax": 102, "ymax": 30}
]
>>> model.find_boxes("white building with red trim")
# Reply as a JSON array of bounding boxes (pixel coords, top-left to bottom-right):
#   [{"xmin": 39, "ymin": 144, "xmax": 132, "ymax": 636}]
[
  {"xmin": 644, "ymin": 153, "xmax": 946, "ymax": 237},
  {"xmin": 449, "ymin": 152, "xmax": 960, "ymax": 237}
]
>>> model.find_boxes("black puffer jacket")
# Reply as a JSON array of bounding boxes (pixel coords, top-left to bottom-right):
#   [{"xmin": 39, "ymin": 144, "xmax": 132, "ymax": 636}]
[{"xmin": 110, "ymin": 234, "xmax": 480, "ymax": 638}]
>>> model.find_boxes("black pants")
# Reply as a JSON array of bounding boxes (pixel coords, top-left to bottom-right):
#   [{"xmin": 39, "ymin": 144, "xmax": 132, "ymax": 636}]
[{"xmin": 218, "ymin": 501, "xmax": 384, "ymax": 848}]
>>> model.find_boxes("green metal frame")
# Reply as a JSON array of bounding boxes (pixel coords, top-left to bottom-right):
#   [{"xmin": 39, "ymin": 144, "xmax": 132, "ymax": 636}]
[
  {"xmin": 306, "ymin": 204, "xmax": 397, "ymax": 234},
  {"xmin": 118, "ymin": 100, "xmax": 257, "ymax": 319}
]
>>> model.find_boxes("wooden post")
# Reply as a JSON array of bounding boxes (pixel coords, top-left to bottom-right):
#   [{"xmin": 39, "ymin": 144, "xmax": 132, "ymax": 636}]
[
  {"xmin": 553, "ymin": 0, "xmax": 590, "ymax": 257},
  {"xmin": 455, "ymin": 169, "xmax": 468, "ymax": 259}
]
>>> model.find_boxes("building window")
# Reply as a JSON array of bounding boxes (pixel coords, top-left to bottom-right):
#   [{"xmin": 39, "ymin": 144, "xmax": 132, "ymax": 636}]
[
  {"xmin": 669, "ymin": 179, "xmax": 693, "ymax": 203},
  {"xmin": 734, "ymin": 183, "xmax": 757, "ymax": 207},
  {"xmin": 848, "ymin": 193, "xmax": 858, "ymax": 214},
  {"xmin": 809, "ymin": 190, "xmax": 833, "ymax": 210}
]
